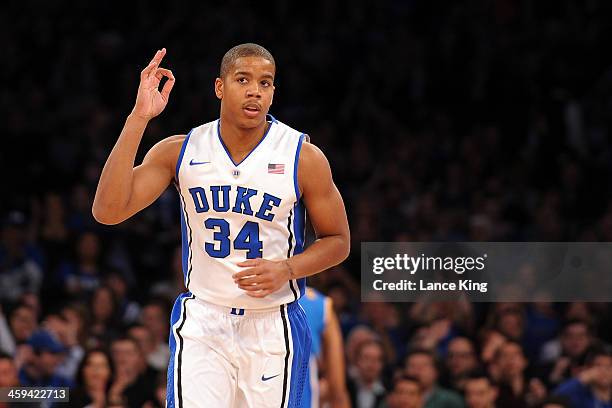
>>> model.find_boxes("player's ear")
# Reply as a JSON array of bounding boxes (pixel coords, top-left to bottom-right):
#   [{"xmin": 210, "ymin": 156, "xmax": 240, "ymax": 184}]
[{"xmin": 214, "ymin": 77, "xmax": 223, "ymax": 100}]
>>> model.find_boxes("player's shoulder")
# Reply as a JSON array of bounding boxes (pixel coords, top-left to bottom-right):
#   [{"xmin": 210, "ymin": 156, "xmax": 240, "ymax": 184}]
[
  {"xmin": 147, "ymin": 134, "xmax": 187, "ymax": 157},
  {"xmin": 298, "ymin": 140, "xmax": 331, "ymax": 176},
  {"xmin": 142, "ymin": 134, "xmax": 187, "ymax": 175},
  {"xmin": 161, "ymin": 134, "xmax": 188, "ymax": 147}
]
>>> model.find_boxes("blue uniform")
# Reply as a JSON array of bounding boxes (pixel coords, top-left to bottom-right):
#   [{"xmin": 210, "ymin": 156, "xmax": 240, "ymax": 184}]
[{"xmin": 299, "ymin": 287, "xmax": 328, "ymax": 408}]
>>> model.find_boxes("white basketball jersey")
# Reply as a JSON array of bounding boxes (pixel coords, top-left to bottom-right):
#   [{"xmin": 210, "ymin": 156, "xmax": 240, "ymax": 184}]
[{"xmin": 175, "ymin": 115, "xmax": 307, "ymax": 309}]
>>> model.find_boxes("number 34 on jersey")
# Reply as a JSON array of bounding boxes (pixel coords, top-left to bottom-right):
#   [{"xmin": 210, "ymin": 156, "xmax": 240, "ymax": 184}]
[{"xmin": 188, "ymin": 185, "xmax": 283, "ymax": 260}]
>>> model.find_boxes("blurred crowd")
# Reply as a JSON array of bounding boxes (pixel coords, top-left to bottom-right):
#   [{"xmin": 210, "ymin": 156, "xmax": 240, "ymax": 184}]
[{"xmin": 2, "ymin": 0, "xmax": 612, "ymax": 407}]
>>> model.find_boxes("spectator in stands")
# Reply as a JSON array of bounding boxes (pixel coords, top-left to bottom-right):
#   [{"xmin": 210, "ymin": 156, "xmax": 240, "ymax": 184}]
[
  {"xmin": 37, "ymin": 192, "xmax": 70, "ymax": 281},
  {"xmin": 442, "ymin": 337, "xmax": 480, "ymax": 392},
  {"xmin": 384, "ymin": 374, "xmax": 423, "ymax": 408},
  {"xmin": 464, "ymin": 371, "xmax": 498, "ymax": 408},
  {"xmin": 536, "ymin": 396, "xmax": 572, "ymax": 408},
  {"xmin": 139, "ymin": 300, "xmax": 170, "ymax": 373},
  {"xmin": 489, "ymin": 341, "xmax": 547, "ymax": 408},
  {"xmin": 0, "ymin": 351, "xmax": 19, "ymax": 387},
  {"xmin": 8, "ymin": 305, "xmax": 38, "ymax": 346},
  {"xmin": 86, "ymin": 286, "xmax": 121, "ymax": 348},
  {"xmin": 0, "ymin": 307, "xmax": 15, "ymax": 357},
  {"xmin": 68, "ymin": 348, "xmax": 113, "ymax": 408},
  {"xmin": 0, "ymin": 212, "xmax": 43, "ymax": 307},
  {"xmin": 491, "ymin": 306, "xmax": 525, "ymax": 344},
  {"xmin": 128, "ymin": 324, "xmax": 165, "ymax": 373},
  {"xmin": 60, "ymin": 304, "xmax": 88, "ymax": 348},
  {"xmin": 360, "ymin": 302, "xmax": 402, "ymax": 365},
  {"xmin": 346, "ymin": 326, "xmax": 378, "ymax": 378},
  {"xmin": 108, "ymin": 336, "xmax": 156, "ymax": 407},
  {"xmin": 538, "ymin": 319, "xmax": 594, "ymax": 388},
  {"xmin": 347, "ymin": 340, "xmax": 387, "ymax": 408},
  {"xmin": 56, "ymin": 231, "xmax": 104, "ymax": 299},
  {"xmin": 404, "ymin": 349, "xmax": 464, "ymax": 408},
  {"xmin": 0, "ymin": 352, "xmax": 20, "ymax": 408},
  {"xmin": 479, "ymin": 330, "xmax": 507, "ymax": 365},
  {"xmin": 142, "ymin": 371, "xmax": 168, "ymax": 408},
  {"xmin": 42, "ymin": 312, "xmax": 83, "ymax": 382},
  {"xmin": 105, "ymin": 270, "xmax": 140, "ymax": 325},
  {"xmin": 523, "ymin": 302, "xmax": 560, "ymax": 361},
  {"xmin": 18, "ymin": 330, "xmax": 72, "ymax": 387},
  {"xmin": 554, "ymin": 346, "xmax": 612, "ymax": 408}
]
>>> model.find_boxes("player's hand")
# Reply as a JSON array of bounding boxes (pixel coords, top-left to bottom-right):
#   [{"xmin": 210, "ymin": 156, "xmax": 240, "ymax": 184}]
[
  {"xmin": 132, "ymin": 48, "xmax": 175, "ymax": 121},
  {"xmin": 233, "ymin": 259, "xmax": 292, "ymax": 298}
]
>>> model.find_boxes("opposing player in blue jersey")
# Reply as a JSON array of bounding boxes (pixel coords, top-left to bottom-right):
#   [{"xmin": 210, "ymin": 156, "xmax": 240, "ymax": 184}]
[
  {"xmin": 299, "ymin": 287, "xmax": 350, "ymax": 408},
  {"xmin": 92, "ymin": 43, "xmax": 350, "ymax": 408}
]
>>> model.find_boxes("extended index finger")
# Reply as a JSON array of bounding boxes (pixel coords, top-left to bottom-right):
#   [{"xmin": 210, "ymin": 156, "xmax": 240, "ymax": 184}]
[{"xmin": 141, "ymin": 48, "xmax": 167, "ymax": 77}]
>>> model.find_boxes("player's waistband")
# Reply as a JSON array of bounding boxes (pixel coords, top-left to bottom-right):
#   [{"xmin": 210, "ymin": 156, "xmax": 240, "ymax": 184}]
[{"xmin": 192, "ymin": 294, "xmax": 300, "ymax": 317}]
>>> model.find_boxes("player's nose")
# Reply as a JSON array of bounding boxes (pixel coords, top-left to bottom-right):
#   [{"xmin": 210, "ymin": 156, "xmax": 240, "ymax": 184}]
[{"xmin": 246, "ymin": 83, "xmax": 262, "ymax": 98}]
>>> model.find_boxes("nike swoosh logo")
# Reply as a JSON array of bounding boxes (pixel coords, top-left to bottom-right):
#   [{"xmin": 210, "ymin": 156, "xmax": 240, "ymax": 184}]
[
  {"xmin": 261, "ymin": 374, "xmax": 281, "ymax": 381},
  {"xmin": 189, "ymin": 159, "xmax": 210, "ymax": 166}
]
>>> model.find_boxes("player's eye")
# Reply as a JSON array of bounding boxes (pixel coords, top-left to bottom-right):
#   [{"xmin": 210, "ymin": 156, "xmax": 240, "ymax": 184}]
[
  {"xmin": 237, "ymin": 77, "xmax": 248, "ymax": 84},
  {"xmin": 261, "ymin": 80, "xmax": 272, "ymax": 87}
]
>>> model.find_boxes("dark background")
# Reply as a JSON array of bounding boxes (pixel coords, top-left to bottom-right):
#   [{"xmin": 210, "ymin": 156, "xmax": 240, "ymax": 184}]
[{"xmin": 2, "ymin": 0, "xmax": 612, "ymax": 406}]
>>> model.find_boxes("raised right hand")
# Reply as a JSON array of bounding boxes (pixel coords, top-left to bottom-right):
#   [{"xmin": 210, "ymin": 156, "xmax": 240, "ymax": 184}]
[{"xmin": 132, "ymin": 48, "xmax": 176, "ymax": 121}]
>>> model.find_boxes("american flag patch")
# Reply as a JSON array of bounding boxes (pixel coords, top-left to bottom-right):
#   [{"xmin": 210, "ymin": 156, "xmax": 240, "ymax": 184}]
[{"xmin": 268, "ymin": 163, "xmax": 285, "ymax": 174}]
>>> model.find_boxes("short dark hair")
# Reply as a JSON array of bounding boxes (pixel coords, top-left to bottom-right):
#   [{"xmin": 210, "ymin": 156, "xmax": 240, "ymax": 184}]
[
  {"xmin": 111, "ymin": 335, "xmax": 140, "ymax": 352},
  {"xmin": 356, "ymin": 339, "xmax": 384, "ymax": 360},
  {"xmin": 562, "ymin": 319, "xmax": 592, "ymax": 335},
  {"xmin": 536, "ymin": 396, "xmax": 572, "ymax": 408},
  {"xmin": 585, "ymin": 345, "xmax": 612, "ymax": 365},
  {"xmin": 465, "ymin": 370, "xmax": 497, "ymax": 388},
  {"xmin": 394, "ymin": 374, "xmax": 423, "ymax": 392},
  {"xmin": 220, "ymin": 43, "xmax": 275, "ymax": 78},
  {"xmin": 405, "ymin": 348, "xmax": 436, "ymax": 365},
  {"xmin": 494, "ymin": 340, "xmax": 524, "ymax": 361},
  {"xmin": 0, "ymin": 351, "xmax": 14, "ymax": 361}
]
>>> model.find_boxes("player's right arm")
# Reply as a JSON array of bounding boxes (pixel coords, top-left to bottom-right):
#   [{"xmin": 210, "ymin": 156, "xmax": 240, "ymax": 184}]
[
  {"xmin": 92, "ymin": 49, "xmax": 180, "ymax": 225},
  {"xmin": 321, "ymin": 298, "xmax": 351, "ymax": 408}
]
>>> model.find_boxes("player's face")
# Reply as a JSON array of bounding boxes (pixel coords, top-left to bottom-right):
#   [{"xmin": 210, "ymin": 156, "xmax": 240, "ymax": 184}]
[{"xmin": 215, "ymin": 56, "xmax": 275, "ymax": 129}]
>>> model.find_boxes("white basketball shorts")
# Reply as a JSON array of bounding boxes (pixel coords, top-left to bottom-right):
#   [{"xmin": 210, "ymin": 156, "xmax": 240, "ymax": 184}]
[{"xmin": 167, "ymin": 292, "xmax": 312, "ymax": 408}]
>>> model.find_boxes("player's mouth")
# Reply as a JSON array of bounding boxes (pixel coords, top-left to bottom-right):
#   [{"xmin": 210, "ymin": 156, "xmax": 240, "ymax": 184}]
[{"xmin": 242, "ymin": 102, "xmax": 261, "ymax": 119}]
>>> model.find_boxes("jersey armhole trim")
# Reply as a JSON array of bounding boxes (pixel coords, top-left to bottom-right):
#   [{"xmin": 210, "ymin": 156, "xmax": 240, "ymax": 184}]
[
  {"xmin": 294, "ymin": 133, "xmax": 307, "ymax": 202},
  {"xmin": 175, "ymin": 129, "xmax": 194, "ymax": 184}
]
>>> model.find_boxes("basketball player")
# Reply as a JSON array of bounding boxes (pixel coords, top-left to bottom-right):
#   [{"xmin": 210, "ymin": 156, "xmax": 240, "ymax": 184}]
[
  {"xmin": 299, "ymin": 286, "xmax": 350, "ymax": 408},
  {"xmin": 92, "ymin": 43, "xmax": 350, "ymax": 408}
]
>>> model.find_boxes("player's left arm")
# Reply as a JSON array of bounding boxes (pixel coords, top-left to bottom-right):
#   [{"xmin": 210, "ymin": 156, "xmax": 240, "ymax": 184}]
[{"xmin": 233, "ymin": 142, "xmax": 350, "ymax": 297}]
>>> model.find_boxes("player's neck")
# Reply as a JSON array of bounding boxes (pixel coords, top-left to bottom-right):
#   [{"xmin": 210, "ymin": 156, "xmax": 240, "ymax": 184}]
[{"xmin": 219, "ymin": 117, "xmax": 270, "ymax": 162}]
